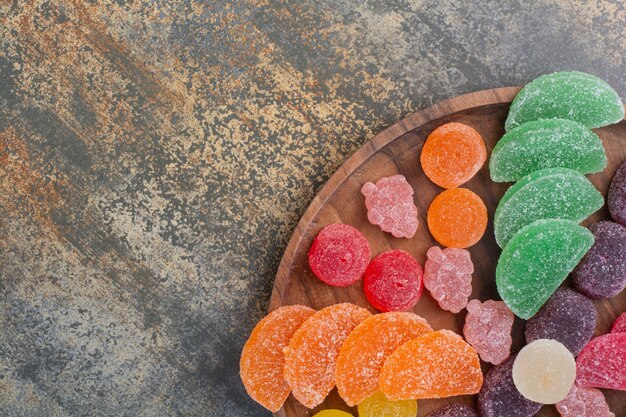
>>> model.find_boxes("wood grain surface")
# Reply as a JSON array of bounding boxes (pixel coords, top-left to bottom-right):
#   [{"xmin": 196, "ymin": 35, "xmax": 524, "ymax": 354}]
[{"xmin": 270, "ymin": 87, "xmax": 626, "ymax": 417}]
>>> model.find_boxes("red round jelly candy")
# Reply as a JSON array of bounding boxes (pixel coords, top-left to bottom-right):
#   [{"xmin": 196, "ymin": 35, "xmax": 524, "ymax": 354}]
[
  {"xmin": 308, "ymin": 223, "xmax": 371, "ymax": 287},
  {"xmin": 363, "ymin": 250, "xmax": 423, "ymax": 312},
  {"xmin": 576, "ymin": 332, "xmax": 626, "ymax": 391}
]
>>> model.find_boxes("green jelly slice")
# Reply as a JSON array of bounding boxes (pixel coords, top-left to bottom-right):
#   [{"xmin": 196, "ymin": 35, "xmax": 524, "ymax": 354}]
[
  {"xmin": 496, "ymin": 219, "xmax": 594, "ymax": 319},
  {"xmin": 505, "ymin": 71, "xmax": 624, "ymax": 131},
  {"xmin": 490, "ymin": 119, "xmax": 607, "ymax": 182},
  {"xmin": 494, "ymin": 167, "xmax": 603, "ymax": 248}
]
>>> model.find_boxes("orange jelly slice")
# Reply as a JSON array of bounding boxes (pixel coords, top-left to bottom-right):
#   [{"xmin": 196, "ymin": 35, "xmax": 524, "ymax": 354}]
[{"xmin": 427, "ymin": 188, "xmax": 487, "ymax": 248}]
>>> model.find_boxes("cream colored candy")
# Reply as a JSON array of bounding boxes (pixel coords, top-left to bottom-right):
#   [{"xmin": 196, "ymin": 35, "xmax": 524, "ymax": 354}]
[{"xmin": 512, "ymin": 339, "xmax": 576, "ymax": 404}]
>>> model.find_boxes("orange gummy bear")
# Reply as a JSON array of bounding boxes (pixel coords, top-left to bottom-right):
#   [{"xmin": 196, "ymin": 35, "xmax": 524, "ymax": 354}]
[
  {"xmin": 427, "ymin": 188, "xmax": 487, "ymax": 248},
  {"xmin": 421, "ymin": 122, "xmax": 487, "ymax": 189},
  {"xmin": 335, "ymin": 312, "xmax": 432, "ymax": 406},
  {"xmin": 380, "ymin": 329, "xmax": 483, "ymax": 400},
  {"xmin": 284, "ymin": 303, "xmax": 372, "ymax": 408},
  {"xmin": 240, "ymin": 305, "xmax": 315, "ymax": 412}
]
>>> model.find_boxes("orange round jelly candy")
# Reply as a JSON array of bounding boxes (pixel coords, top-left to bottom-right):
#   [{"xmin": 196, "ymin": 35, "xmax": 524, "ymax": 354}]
[
  {"xmin": 427, "ymin": 188, "xmax": 487, "ymax": 248},
  {"xmin": 421, "ymin": 122, "xmax": 486, "ymax": 189},
  {"xmin": 380, "ymin": 329, "xmax": 483, "ymax": 400},
  {"xmin": 335, "ymin": 312, "xmax": 432, "ymax": 406},
  {"xmin": 240, "ymin": 305, "xmax": 315, "ymax": 412},
  {"xmin": 284, "ymin": 303, "xmax": 372, "ymax": 408}
]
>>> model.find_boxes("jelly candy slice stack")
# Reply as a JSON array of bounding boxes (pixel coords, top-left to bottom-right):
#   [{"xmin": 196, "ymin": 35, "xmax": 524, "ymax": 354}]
[
  {"xmin": 423, "ymin": 246, "xmax": 473, "ymax": 313},
  {"xmin": 496, "ymin": 219, "xmax": 594, "ymax": 319},
  {"xmin": 505, "ymin": 71, "xmax": 624, "ymax": 131},
  {"xmin": 284, "ymin": 303, "xmax": 371, "ymax": 408},
  {"xmin": 308, "ymin": 223, "xmax": 371, "ymax": 287},
  {"xmin": 612, "ymin": 312, "xmax": 626, "ymax": 333},
  {"xmin": 463, "ymin": 299, "xmax": 514, "ymax": 365},
  {"xmin": 489, "ymin": 118, "xmax": 607, "ymax": 182},
  {"xmin": 380, "ymin": 330, "xmax": 483, "ymax": 400},
  {"xmin": 609, "ymin": 160, "xmax": 626, "ymax": 227},
  {"xmin": 576, "ymin": 332, "xmax": 626, "ymax": 391},
  {"xmin": 335, "ymin": 312, "xmax": 432, "ymax": 406},
  {"xmin": 239, "ymin": 305, "xmax": 315, "ymax": 412},
  {"xmin": 494, "ymin": 167, "xmax": 603, "ymax": 248},
  {"xmin": 425, "ymin": 404, "xmax": 478, "ymax": 417},
  {"xmin": 361, "ymin": 175, "xmax": 419, "ymax": 238},
  {"xmin": 427, "ymin": 188, "xmax": 487, "ymax": 248},
  {"xmin": 357, "ymin": 391, "xmax": 418, "ymax": 417},
  {"xmin": 556, "ymin": 384, "xmax": 615, "ymax": 417}
]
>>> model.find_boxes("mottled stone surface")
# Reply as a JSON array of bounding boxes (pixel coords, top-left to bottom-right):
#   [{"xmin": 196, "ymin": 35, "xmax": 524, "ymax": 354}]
[{"xmin": 0, "ymin": 1, "xmax": 623, "ymax": 416}]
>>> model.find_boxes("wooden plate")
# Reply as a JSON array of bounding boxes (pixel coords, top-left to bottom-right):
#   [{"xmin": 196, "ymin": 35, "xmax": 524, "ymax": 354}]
[{"xmin": 269, "ymin": 87, "xmax": 626, "ymax": 417}]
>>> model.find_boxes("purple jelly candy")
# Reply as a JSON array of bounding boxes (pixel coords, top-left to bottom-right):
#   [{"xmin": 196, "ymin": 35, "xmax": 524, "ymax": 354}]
[
  {"xmin": 426, "ymin": 403, "xmax": 478, "ymax": 417},
  {"xmin": 525, "ymin": 287, "xmax": 596, "ymax": 355},
  {"xmin": 572, "ymin": 221, "xmax": 626, "ymax": 299},
  {"xmin": 478, "ymin": 354, "xmax": 541, "ymax": 417},
  {"xmin": 608, "ymin": 160, "xmax": 626, "ymax": 227}
]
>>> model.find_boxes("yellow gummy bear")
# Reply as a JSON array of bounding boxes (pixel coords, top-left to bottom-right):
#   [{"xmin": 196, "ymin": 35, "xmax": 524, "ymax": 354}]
[
  {"xmin": 358, "ymin": 391, "xmax": 418, "ymax": 417},
  {"xmin": 312, "ymin": 410, "xmax": 354, "ymax": 417}
]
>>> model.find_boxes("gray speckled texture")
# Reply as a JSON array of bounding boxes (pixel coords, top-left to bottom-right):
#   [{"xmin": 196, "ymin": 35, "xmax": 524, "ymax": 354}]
[{"xmin": 0, "ymin": 1, "xmax": 624, "ymax": 416}]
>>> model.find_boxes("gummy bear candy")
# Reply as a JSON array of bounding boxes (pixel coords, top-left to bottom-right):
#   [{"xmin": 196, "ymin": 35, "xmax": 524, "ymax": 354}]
[
  {"xmin": 357, "ymin": 391, "xmax": 418, "ymax": 417},
  {"xmin": 612, "ymin": 312, "xmax": 626, "ymax": 333},
  {"xmin": 425, "ymin": 404, "xmax": 478, "ymax": 417},
  {"xmin": 361, "ymin": 175, "xmax": 419, "ymax": 238},
  {"xmin": 556, "ymin": 384, "xmax": 615, "ymax": 417},
  {"xmin": 380, "ymin": 330, "xmax": 483, "ymax": 400},
  {"xmin": 423, "ymin": 246, "xmax": 473, "ymax": 313},
  {"xmin": 463, "ymin": 299, "xmax": 514, "ymax": 365},
  {"xmin": 572, "ymin": 221, "xmax": 626, "ymax": 299},
  {"xmin": 576, "ymin": 332, "xmax": 626, "ymax": 391},
  {"xmin": 494, "ymin": 167, "xmax": 603, "ymax": 248},
  {"xmin": 427, "ymin": 188, "xmax": 487, "ymax": 248},
  {"xmin": 420, "ymin": 122, "xmax": 487, "ymax": 189},
  {"xmin": 609, "ymin": 160, "xmax": 626, "ymax": 227},
  {"xmin": 308, "ymin": 223, "xmax": 371, "ymax": 287},
  {"xmin": 284, "ymin": 303, "xmax": 371, "ymax": 408},
  {"xmin": 478, "ymin": 354, "xmax": 541, "ymax": 417},
  {"xmin": 525, "ymin": 287, "xmax": 596, "ymax": 355},
  {"xmin": 489, "ymin": 118, "xmax": 607, "ymax": 182},
  {"xmin": 496, "ymin": 219, "xmax": 594, "ymax": 319},
  {"xmin": 505, "ymin": 71, "xmax": 624, "ymax": 131},
  {"xmin": 335, "ymin": 312, "xmax": 432, "ymax": 406},
  {"xmin": 363, "ymin": 250, "xmax": 423, "ymax": 312},
  {"xmin": 312, "ymin": 410, "xmax": 354, "ymax": 417},
  {"xmin": 240, "ymin": 305, "xmax": 315, "ymax": 412}
]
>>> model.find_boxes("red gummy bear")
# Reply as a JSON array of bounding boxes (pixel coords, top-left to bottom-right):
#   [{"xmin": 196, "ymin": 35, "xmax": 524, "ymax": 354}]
[{"xmin": 576, "ymin": 332, "xmax": 626, "ymax": 391}]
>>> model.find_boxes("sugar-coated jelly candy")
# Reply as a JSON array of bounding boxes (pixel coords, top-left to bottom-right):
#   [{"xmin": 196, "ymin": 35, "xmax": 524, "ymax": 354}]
[
  {"xmin": 312, "ymin": 410, "xmax": 354, "ymax": 417},
  {"xmin": 489, "ymin": 118, "xmax": 607, "ymax": 182},
  {"xmin": 496, "ymin": 219, "xmax": 594, "ymax": 319},
  {"xmin": 425, "ymin": 404, "xmax": 478, "ymax": 417},
  {"xmin": 420, "ymin": 122, "xmax": 487, "ymax": 189},
  {"xmin": 505, "ymin": 71, "xmax": 624, "ymax": 131},
  {"xmin": 612, "ymin": 312, "xmax": 626, "ymax": 333},
  {"xmin": 357, "ymin": 391, "xmax": 418, "ymax": 417},
  {"xmin": 512, "ymin": 339, "xmax": 576, "ymax": 404},
  {"xmin": 576, "ymin": 332, "xmax": 626, "ymax": 391},
  {"xmin": 335, "ymin": 312, "xmax": 432, "ymax": 406},
  {"xmin": 423, "ymin": 246, "xmax": 473, "ymax": 313},
  {"xmin": 239, "ymin": 305, "xmax": 315, "ymax": 412},
  {"xmin": 478, "ymin": 354, "xmax": 541, "ymax": 417},
  {"xmin": 525, "ymin": 287, "xmax": 596, "ymax": 355},
  {"xmin": 380, "ymin": 330, "xmax": 483, "ymax": 400},
  {"xmin": 556, "ymin": 384, "xmax": 615, "ymax": 417},
  {"xmin": 363, "ymin": 250, "xmax": 423, "ymax": 312},
  {"xmin": 572, "ymin": 221, "xmax": 626, "ymax": 299},
  {"xmin": 427, "ymin": 188, "xmax": 487, "ymax": 248},
  {"xmin": 494, "ymin": 167, "xmax": 603, "ymax": 248},
  {"xmin": 463, "ymin": 299, "xmax": 514, "ymax": 365},
  {"xmin": 361, "ymin": 175, "xmax": 419, "ymax": 238},
  {"xmin": 284, "ymin": 303, "xmax": 371, "ymax": 408},
  {"xmin": 308, "ymin": 223, "xmax": 371, "ymax": 287},
  {"xmin": 609, "ymin": 160, "xmax": 626, "ymax": 227}
]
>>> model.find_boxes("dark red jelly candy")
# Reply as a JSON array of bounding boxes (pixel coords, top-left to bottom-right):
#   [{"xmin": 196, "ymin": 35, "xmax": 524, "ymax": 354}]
[
  {"xmin": 308, "ymin": 223, "xmax": 371, "ymax": 287},
  {"xmin": 426, "ymin": 403, "xmax": 478, "ymax": 417},
  {"xmin": 608, "ymin": 159, "xmax": 626, "ymax": 227},
  {"xmin": 363, "ymin": 250, "xmax": 423, "ymax": 312},
  {"xmin": 612, "ymin": 312, "xmax": 626, "ymax": 333},
  {"xmin": 572, "ymin": 221, "xmax": 626, "ymax": 299},
  {"xmin": 576, "ymin": 332, "xmax": 626, "ymax": 391}
]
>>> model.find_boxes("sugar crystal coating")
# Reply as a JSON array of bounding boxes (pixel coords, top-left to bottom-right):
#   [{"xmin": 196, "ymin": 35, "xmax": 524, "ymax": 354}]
[
  {"xmin": 312, "ymin": 410, "xmax": 354, "ymax": 417},
  {"xmin": 284, "ymin": 303, "xmax": 371, "ymax": 408},
  {"xmin": 572, "ymin": 221, "xmax": 626, "ymax": 299},
  {"xmin": 357, "ymin": 391, "xmax": 418, "ymax": 417},
  {"xmin": 427, "ymin": 188, "xmax": 487, "ymax": 248},
  {"xmin": 361, "ymin": 175, "xmax": 418, "ymax": 238},
  {"xmin": 425, "ymin": 404, "xmax": 478, "ymax": 417},
  {"xmin": 463, "ymin": 299, "xmax": 514, "ymax": 365},
  {"xmin": 612, "ymin": 312, "xmax": 626, "ymax": 333},
  {"xmin": 576, "ymin": 332, "xmax": 626, "ymax": 391},
  {"xmin": 490, "ymin": 118, "xmax": 607, "ymax": 182},
  {"xmin": 239, "ymin": 305, "xmax": 315, "ymax": 412},
  {"xmin": 496, "ymin": 219, "xmax": 594, "ymax": 319},
  {"xmin": 478, "ymin": 354, "xmax": 541, "ymax": 417},
  {"xmin": 525, "ymin": 287, "xmax": 596, "ymax": 355},
  {"xmin": 424, "ymin": 246, "xmax": 473, "ymax": 313},
  {"xmin": 380, "ymin": 329, "xmax": 483, "ymax": 400},
  {"xmin": 609, "ymin": 160, "xmax": 626, "ymax": 227},
  {"xmin": 494, "ymin": 167, "xmax": 603, "ymax": 248},
  {"xmin": 556, "ymin": 384, "xmax": 615, "ymax": 417},
  {"xmin": 335, "ymin": 312, "xmax": 432, "ymax": 406},
  {"xmin": 505, "ymin": 71, "xmax": 624, "ymax": 131}
]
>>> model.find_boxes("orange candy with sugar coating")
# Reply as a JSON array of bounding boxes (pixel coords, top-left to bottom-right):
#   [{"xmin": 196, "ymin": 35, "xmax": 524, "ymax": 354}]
[{"xmin": 428, "ymin": 188, "xmax": 487, "ymax": 248}]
